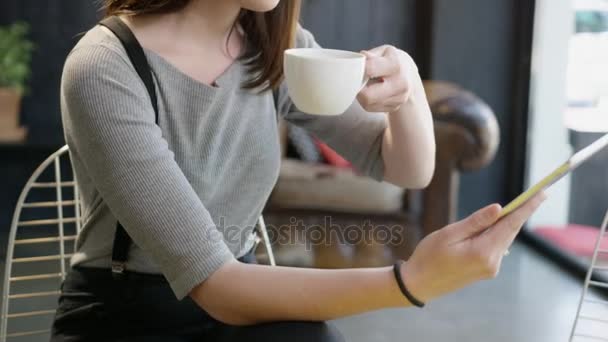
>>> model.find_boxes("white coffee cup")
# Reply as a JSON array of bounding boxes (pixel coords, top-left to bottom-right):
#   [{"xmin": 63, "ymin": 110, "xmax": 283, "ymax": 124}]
[{"xmin": 284, "ymin": 48, "xmax": 368, "ymax": 116}]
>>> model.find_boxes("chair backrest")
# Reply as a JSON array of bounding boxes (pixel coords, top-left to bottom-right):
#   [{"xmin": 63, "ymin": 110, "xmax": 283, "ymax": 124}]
[
  {"xmin": 570, "ymin": 211, "xmax": 608, "ymax": 342},
  {"xmin": 1, "ymin": 146, "xmax": 81, "ymax": 342}
]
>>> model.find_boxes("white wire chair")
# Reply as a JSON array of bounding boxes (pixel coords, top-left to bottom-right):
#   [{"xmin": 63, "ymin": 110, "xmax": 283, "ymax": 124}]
[
  {"xmin": 1, "ymin": 146, "xmax": 79, "ymax": 341},
  {"xmin": 570, "ymin": 210, "xmax": 608, "ymax": 342},
  {"xmin": 1, "ymin": 145, "xmax": 276, "ymax": 341}
]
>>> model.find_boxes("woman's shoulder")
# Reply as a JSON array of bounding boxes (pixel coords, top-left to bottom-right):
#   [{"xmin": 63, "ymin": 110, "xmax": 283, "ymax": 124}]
[
  {"xmin": 64, "ymin": 25, "xmax": 132, "ymax": 77},
  {"xmin": 61, "ymin": 25, "xmax": 147, "ymax": 109},
  {"xmin": 295, "ymin": 25, "xmax": 321, "ymax": 49}
]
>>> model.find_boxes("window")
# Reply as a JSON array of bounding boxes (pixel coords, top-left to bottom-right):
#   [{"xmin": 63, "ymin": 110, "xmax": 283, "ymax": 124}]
[{"xmin": 527, "ymin": 0, "xmax": 608, "ymax": 270}]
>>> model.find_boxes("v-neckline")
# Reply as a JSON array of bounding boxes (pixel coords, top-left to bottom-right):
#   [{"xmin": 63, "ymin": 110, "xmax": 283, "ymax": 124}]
[{"xmin": 143, "ymin": 47, "xmax": 241, "ymax": 91}]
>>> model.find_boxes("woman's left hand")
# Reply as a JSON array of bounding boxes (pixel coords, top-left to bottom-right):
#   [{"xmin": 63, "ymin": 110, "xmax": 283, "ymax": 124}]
[{"xmin": 357, "ymin": 45, "xmax": 419, "ymax": 114}]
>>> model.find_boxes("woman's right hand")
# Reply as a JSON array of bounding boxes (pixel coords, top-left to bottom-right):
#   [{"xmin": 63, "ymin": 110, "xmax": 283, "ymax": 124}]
[{"xmin": 401, "ymin": 192, "xmax": 546, "ymax": 303}]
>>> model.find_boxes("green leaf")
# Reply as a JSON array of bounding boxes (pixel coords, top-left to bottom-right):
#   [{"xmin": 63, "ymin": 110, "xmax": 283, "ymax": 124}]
[{"xmin": 0, "ymin": 21, "xmax": 35, "ymax": 92}]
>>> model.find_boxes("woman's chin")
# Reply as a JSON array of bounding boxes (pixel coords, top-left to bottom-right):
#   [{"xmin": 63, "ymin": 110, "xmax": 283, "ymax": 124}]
[{"xmin": 240, "ymin": 0, "xmax": 281, "ymax": 12}]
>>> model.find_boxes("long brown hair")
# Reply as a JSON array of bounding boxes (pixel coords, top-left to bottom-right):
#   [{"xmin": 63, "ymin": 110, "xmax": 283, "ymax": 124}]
[{"xmin": 104, "ymin": 0, "xmax": 301, "ymax": 91}]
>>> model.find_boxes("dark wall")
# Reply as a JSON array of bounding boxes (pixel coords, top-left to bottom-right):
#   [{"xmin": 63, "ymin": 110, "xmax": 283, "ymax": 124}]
[
  {"xmin": 301, "ymin": 0, "xmax": 417, "ymax": 54},
  {"xmin": 429, "ymin": 0, "xmax": 528, "ymax": 217}
]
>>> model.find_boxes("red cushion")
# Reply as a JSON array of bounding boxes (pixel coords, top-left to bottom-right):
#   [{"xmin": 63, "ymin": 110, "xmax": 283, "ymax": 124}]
[
  {"xmin": 314, "ymin": 139, "xmax": 353, "ymax": 169},
  {"xmin": 534, "ymin": 224, "xmax": 608, "ymax": 259}
]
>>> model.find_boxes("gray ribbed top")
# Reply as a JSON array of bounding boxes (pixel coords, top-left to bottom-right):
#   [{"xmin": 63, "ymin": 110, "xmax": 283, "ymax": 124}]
[{"xmin": 61, "ymin": 24, "xmax": 387, "ymax": 299}]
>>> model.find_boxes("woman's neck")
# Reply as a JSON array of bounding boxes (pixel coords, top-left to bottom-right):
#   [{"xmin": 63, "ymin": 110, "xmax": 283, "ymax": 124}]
[{"xmin": 124, "ymin": 0, "xmax": 242, "ymax": 57}]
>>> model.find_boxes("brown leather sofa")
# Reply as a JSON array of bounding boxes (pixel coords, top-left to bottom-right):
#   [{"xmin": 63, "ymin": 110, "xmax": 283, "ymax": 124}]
[{"xmin": 260, "ymin": 81, "xmax": 499, "ymax": 268}]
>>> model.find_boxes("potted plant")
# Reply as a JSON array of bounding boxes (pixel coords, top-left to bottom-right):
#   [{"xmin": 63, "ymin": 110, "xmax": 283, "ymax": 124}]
[{"xmin": 0, "ymin": 22, "xmax": 34, "ymax": 142}]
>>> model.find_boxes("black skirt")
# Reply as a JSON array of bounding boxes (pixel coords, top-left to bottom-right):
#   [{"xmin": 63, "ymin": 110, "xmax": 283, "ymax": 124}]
[{"xmin": 50, "ymin": 252, "xmax": 343, "ymax": 342}]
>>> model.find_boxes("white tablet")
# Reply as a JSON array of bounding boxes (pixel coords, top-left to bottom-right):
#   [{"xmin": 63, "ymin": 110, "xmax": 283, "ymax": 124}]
[{"xmin": 499, "ymin": 133, "xmax": 608, "ymax": 219}]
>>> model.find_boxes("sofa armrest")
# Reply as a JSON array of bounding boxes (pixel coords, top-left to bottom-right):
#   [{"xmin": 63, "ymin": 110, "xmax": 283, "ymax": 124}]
[{"xmin": 420, "ymin": 81, "xmax": 500, "ymax": 234}]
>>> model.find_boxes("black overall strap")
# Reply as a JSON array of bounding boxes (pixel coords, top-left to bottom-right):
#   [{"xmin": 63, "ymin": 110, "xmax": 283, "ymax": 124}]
[{"xmin": 99, "ymin": 16, "xmax": 159, "ymax": 275}]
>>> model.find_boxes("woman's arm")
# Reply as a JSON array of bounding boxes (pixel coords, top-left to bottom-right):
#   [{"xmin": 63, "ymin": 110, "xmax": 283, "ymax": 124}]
[
  {"xmin": 358, "ymin": 46, "xmax": 436, "ymax": 189},
  {"xmin": 280, "ymin": 28, "xmax": 435, "ymax": 188},
  {"xmin": 191, "ymin": 193, "xmax": 545, "ymax": 325},
  {"xmin": 193, "ymin": 263, "xmax": 408, "ymax": 325}
]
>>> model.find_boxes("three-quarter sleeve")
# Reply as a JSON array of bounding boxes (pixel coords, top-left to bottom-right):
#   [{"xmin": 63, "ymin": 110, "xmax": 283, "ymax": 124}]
[
  {"xmin": 61, "ymin": 44, "xmax": 234, "ymax": 299},
  {"xmin": 277, "ymin": 27, "xmax": 387, "ymax": 181}
]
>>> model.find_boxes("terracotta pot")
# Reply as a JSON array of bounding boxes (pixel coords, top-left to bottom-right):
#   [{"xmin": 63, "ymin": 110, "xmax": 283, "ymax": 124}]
[
  {"xmin": 0, "ymin": 87, "xmax": 22, "ymax": 130},
  {"xmin": 0, "ymin": 88, "xmax": 27, "ymax": 143}
]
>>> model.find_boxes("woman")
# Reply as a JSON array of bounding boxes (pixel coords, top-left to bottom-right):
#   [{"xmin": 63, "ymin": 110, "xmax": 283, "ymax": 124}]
[{"xmin": 52, "ymin": 0, "xmax": 545, "ymax": 341}]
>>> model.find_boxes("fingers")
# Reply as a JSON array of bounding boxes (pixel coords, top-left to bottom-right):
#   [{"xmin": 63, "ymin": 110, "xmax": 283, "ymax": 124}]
[
  {"xmin": 358, "ymin": 75, "xmax": 409, "ymax": 112},
  {"xmin": 362, "ymin": 48, "xmax": 401, "ymax": 79},
  {"xmin": 484, "ymin": 192, "xmax": 547, "ymax": 251},
  {"xmin": 364, "ymin": 44, "xmax": 393, "ymax": 56},
  {"xmin": 443, "ymin": 204, "xmax": 502, "ymax": 240},
  {"xmin": 359, "ymin": 46, "xmax": 418, "ymax": 113}
]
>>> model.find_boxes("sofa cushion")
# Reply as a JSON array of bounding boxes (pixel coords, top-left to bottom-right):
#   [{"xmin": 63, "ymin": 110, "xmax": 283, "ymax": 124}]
[{"xmin": 269, "ymin": 159, "xmax": 404, "ymax": 214}]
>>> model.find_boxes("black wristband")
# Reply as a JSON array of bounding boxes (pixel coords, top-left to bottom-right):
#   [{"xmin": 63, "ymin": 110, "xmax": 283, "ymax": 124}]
[{"xmin": 393, "ymin": 260, "xmax": 425, "ymax": 308}]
